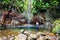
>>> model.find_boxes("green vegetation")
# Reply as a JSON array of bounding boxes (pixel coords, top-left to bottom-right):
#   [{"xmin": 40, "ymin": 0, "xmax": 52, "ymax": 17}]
[
  {"xmin": 52, "ymin": 19, "xmax": 60, "ymax": 33},
  {"xmin": 32, "ymin": 0, "xmax": 59, "ymax": 14},
  {"xmin": 0, "ymin": 0, "xmax": 28, "ymax": 12},
  {"xmin": 0, "ymin": 0, "xmax": 59, "ymax": 14}
]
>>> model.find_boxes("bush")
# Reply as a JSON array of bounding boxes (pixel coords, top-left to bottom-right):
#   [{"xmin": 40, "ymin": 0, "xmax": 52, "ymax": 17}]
[{"xmin": 52, "ymin": 19, "xmax": 60, "ymax": 33}]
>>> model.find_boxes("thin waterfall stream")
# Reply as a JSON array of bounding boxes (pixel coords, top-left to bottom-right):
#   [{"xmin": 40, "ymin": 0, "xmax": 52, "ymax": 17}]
[{"xmin": 27, "ymin": 0, "xmax": 31, "ymax": 30}]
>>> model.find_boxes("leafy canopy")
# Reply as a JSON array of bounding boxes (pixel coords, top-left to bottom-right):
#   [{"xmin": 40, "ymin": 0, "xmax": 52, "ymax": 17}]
[
  {"xmin": 32, "ymin": 0, "xmax": 59, "ymax": 14},
  {"xmin": 0, "ymin": 0, "xmax": 28, "ymax": 12}
]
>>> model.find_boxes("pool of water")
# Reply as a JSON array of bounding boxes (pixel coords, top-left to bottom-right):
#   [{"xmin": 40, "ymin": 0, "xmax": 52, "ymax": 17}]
[
  {"xmin": 0, "ymin": 25, "xmax": 51, "ymax": 32},
  {"xmin": 6, "ymin": 27, "xmax": 48, "ymax": 32}
]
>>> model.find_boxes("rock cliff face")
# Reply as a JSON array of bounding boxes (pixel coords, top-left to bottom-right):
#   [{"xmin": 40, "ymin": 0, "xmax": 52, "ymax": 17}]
[
  {"xmin": 0, "ymin": 10, "xmax": 28, "ymax": 26},
  {"xmin": 0, "ymin": 10, "xmax": 44, "ymax": 27}
]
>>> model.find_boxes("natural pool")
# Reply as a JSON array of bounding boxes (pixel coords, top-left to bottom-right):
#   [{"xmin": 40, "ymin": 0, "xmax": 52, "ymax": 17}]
[
  {"xmin": 0, "ymin": 25, "xmax": 52, "ymax": 32},
  {"xmin": 6, "ymin": 27, "xmax": 51, "ymax": 32}
]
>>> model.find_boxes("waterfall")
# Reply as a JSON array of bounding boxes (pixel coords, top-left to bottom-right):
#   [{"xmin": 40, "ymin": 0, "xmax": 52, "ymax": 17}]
[
  {"xmin": 45, "ymin": 9, "xmax": 53, "ymax": 22},
  {"xmin": 27, "ymin": 0, "xmax": 31, "ymax": 30},
  {"xmin": 45, "ymin": 9, "xmax": 51, "ymax": 20},
  {"xmin": 44, "ymin": 9, "xmax": 53, "ymax": 30}
]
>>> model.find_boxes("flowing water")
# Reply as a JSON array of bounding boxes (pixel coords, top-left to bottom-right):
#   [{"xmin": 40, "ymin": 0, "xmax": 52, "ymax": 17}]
[{"xmin": 27, "ymin": 0, "xmax": 31, "ymax": 30}]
